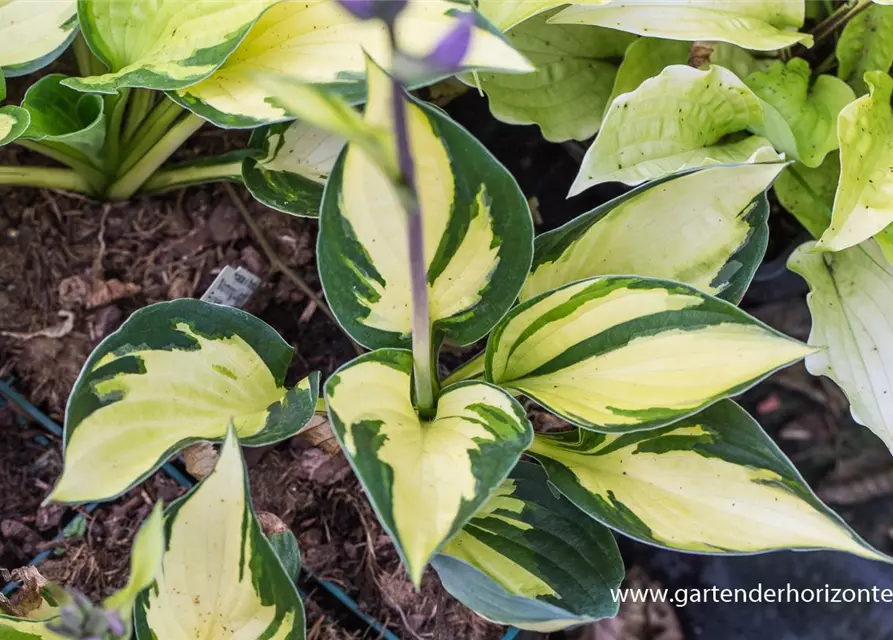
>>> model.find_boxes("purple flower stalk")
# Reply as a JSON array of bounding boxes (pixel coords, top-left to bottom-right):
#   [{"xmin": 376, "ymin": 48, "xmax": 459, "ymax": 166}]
[{"xmin": 425, "ymin": 11, "xmax": 476, "ymax": 73}]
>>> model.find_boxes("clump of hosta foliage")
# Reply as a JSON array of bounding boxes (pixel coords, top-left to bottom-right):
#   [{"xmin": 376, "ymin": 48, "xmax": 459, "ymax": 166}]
[{"xmin": 5, "ymin": 0, "xmax": 893, "ymax": 638}]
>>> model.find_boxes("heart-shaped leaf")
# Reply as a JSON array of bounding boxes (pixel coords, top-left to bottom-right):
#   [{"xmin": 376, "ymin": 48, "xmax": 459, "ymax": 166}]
[
  {"xmin": 837, "ymin": 3, "xmax": 893, "ymax": 96},
  {"xmin": 318, "ymin": 59, "xmax": 533, "ymax": 350},
  {"xmin": 325, "ymin": 349, "xmax": 532, "ymax": 585},
  {"xmin": 50, "ymin": 299, "xmax": 319, "ymax": 504}
]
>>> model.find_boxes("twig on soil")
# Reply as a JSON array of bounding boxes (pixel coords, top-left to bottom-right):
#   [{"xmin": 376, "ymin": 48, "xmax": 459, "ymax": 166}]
[{"xmin": 223, "ymin": 183, "xmax": 363, "ymax": 356}]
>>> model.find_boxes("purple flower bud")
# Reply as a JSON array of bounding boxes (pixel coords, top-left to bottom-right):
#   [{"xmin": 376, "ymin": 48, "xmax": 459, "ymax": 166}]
[
  {"xmin": 426, "ymin": 11, "xmax": 476, "ymax": 72},
  {"xmin": 106, "ymin": 611, "xmax": 126, "ymax": 637},
  {"xmin": 337, "ymin": 0, "xmax": 407, "ymax": 24}
]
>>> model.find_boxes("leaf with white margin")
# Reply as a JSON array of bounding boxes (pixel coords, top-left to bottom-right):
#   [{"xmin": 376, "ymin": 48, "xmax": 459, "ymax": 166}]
[
  {"xmin": 432, "ymin": 462, "xmax": 624, "ymax": 633},
  {"xmin": 134, "ymin": 429, "xmax": 305, "ymax": 639},
  {"xmin": 789, "ymin": 240, "xmax": 893, "ymax": 453},
  {"xmin": 486, "ymin": 276, "xmax": 813, "ymax": 432},
  {"xmin": 773, "ymin": 158, "xmax": 837, "ymax": 239},
  {"xmin": 325, "ymin": 349, "xmax": 532, "ymax": 586},
  {"xmin": 475, "ymin": 11, "xmax": 635, "ymax": 142},
  {"xmin": 837, "ymin": 3, "xmax": 893, "ymax": 95},
  {"xmin": 49, "ymin": 299, "xmax": 319, "ymax": 504},
  {"xmin": 529, "ymin": 400, "xmax": 889, "ymax": 562},
  {"xmin": 318, "ymin": 58, "xmax": 533, "ymax": 350},
  {"xmin": 569, "ymin": 64, "xmax": 779, "ymax": 193},
  {"xmin": 0, "ymin": 104, "xmax": 29, "ymax": 146},
  {"xmin": 242, "ymin": 121, "xmax": 345, "ymax": 217},
  {"xmin": 817, "ymin": 71, "xmax": 893, "ymax": 253},
  {"xmin": 524, "ymin": 162, "xmax": 783, "ymax": 304},
  {"xmin": 744, "ymin": 59, "xmax": 855, "ymax": 168},
  {"xmin": 0, "ymin": 0, "xmax": 77, "ymax": 77},
  {"xmin": 63, "ymin": 0, "xmax": 279, "ymax": 94},
  {"xmin": 171, "ymin": 0, "xmax": 533, "ymax": 129},
  {"xmin": 0, "ymin": 502, "xmax": 164, "ymax": 639},
  {"xmin": 20, "ymin": 74, "xmax": 106, "ymax": 160},
  {"xmin": 551, "ymin": 1, "xmax": 812, "ymax": 51}
]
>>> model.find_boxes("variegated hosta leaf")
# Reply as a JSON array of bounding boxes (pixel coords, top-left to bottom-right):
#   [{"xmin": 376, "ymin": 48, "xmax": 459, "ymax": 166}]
[
  {"xmin": 172, "ymin": 0, "xmax": 533, "ymax": 128},
  {"xmin": 318, "ymin": 59, "xmax": 533, "ymax": 350},
  {"xmin": 20, "ymin": 74, "xmax": 106, "ymax": 160},
  {"xmin": 64, "ymin": 0, "xmax": 278, "ymax": 94},
  {"xmin": 134, "ymin": 429, "xmax": 305, "ymax": 639},
  {"xmin": 242, "ymin": 121, "xmax": 344, "ymax": 217},
  {"xmin": 744, "ymin": 59, "xmax": 855, "ymax": 168},
  {"xmin": 773, "ymin": 158, "xmax": 837, "ymax": 239},
  {"xmin": 570, "ymin": 64, "xmax": 780, "ymax": 193},
  {"xmin": 789, "ymin": 240, "xmax": 893, "ymax": 452},
  {"xmin": 837, "ymin": 3, "xmax": 893, "ymax": 95},
  {"xmin": 475, "ymin": 11, "xmax": 635, "ymax": 142},
  {"xmin": 50, "ymin": 299, "xmax": 319, "ymax": 504},
  {"xmin": 325, "ymin": 349, "xmax": 532, "ymax": 586},
  {"xmin": 551, "ymin": 1, "xmax": 812, "ymax": 51},
  {"xmin": 486, "ymin": 276, "xmax": 813, "ymax": 432},
  {"xmin": 530, "ymin": 400, "xmax": 889, "ymax": 562},
  {"xmin": 0, "ymin": 0, "xmax": 77, "ymax": 77},
  {"xmin": 432, "ymin": 462, "xmax": 624, "ymax": 632},
  {"xmin": 817, "ymin": 72, "xmax": 893, "ymax": 253},
  {"xmin": 0, "ymin": 104, "xmax": 29, "ymax": 146},
  {"xmin": 524, "ymin": 162, "xmax": 783, "ymax": 304},
  {"xmin": 0, "ymin": 616, "xmax": 66, "ymax": 639}
]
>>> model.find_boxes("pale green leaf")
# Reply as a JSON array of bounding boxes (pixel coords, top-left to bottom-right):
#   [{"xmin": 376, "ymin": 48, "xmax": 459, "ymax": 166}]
[
  {"xmin": 317, "ymin": 58, "xmax": 532, "ymax": 351},
  {"xmin": 789, "ymin": 240, "xmax": 893, "ymax": 453},
  {"xmin": 486, "ymin": 276, "xmax": 813, "ymax": 432},
  {"xmin": 570, "ymin": 64, "xmax": 778, "ymax": 193},
  {"xmin": 134, "ymin": 429, "xmax": 305, "ymax": 639},
  {"xmin": 104, "ymin": 502, "xmax": 165, "ymax": 621},
  {"xmin": 0, "ymin": 0, "xmax": 77, "ymax": 77},
  {"xmin": 433, "ymin": 462, "xmax": 624, "ymax": 632},
  {"xmin": 530, "ymin": 400, "xmax": 889, "ymax": 561},
  {"xmin": 477, "ymin": 0, "xmax": 573, "ymax": 31},
  {"xmin": 64, "ymin": 0, "xmax": 279, "ymax": 93},
  {"xmin": 524, "ymin": 162, "xmax": 784, "ymax": 304},
  {"xmin": 50, "ymin": 299, "xmax": 319, "ymax": 504},
  {"xmin": 817, "ymin": 71, "xmax": 893, "ymax": 252},
  {"xmin": 551, "ymin": 1, "xmax": 811, "ymax": 50},
  {"xmin": 0, "ymin": 104, "xmax": 29, "ymax": 146},
  {"xmin": 773, "ymin": 158, "xmax": 838, "ymax": 239},
  {"xmin": 325, "ymin": 349, "xmax": 532, "ymax": 586},
  {"xmin": 837, "ymin": 4, "xmax": 893, "ymax": 95},
  {"xmin": 745, "ymin": 59, "xmax": 855, "ymax": 168},
  {"xmin": 606, "ymin": 38, "xmax": 689, "ymax": 107},
  {"xmin": 476, "ymin": 11, "xmax": 635, "ymax": 142}
]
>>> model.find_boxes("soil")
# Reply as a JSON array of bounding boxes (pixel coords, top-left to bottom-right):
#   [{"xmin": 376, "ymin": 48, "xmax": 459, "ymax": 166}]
[{"xmin": 3, "ymin": 72, "xmax": 893, "ymax": 640}]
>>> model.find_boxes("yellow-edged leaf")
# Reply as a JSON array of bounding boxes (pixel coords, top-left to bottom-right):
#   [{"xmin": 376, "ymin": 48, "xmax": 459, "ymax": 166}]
[
  {"xmin": 486, "ymin": 276, "xmax": 813, "ymax": 432},
  {"xmin": 134, "ymin": 429, "xmax": 305, "ymax": 639},
  {"xmin": 173, "ymin": 0, "xmax": 533, "ymax": 128},
  {"xmin": 530, "ymin": 400, "xmax": 888, "ymax": 562},
  {"xmin": 104, "ymin": 502, "xmax": 165, "ymax": 619},
  {"xmin": 325, "ymin": 349, "xmax": 532, "ymax": 586},
  {"xmin": 50, "ymin": 299, "xmax": 319, "ymax": 504},
  {"xmin": 524, "ymin": 162, "xmax": 784, "ymax": 304},
  {"xmin": 551, "ymin": 1, "xmax": 812, "ymax": 51}
]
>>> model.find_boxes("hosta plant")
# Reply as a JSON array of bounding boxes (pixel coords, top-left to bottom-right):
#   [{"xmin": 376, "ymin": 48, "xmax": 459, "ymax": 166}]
[
  {"xmin": 0, "ymin": 0, "xmax": 529, "ymax": 200},
  {"xmin": 6, "ymin": 1, "xmax": 892, "ymax": 637}
]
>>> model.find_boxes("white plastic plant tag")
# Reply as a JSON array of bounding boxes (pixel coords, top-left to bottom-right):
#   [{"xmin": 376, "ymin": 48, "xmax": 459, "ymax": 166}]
[{"xmin": 200, "ymin": 265, "xmax": 262, "ymax": 308}]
